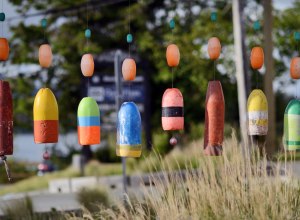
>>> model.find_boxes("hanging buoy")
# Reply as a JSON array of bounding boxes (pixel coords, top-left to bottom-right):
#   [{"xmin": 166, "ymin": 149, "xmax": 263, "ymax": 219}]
[
  {"xmin": 122, "ymin": 58, "xmax": 136, "ymax": 81},
  {"xmin": 39, "ymin": 44, "xmax": 52, "ymax": 68},
  {"xmin": 250, "ymin": 46, "xmax": 264, "ymax": 70},
  {"xmin": 77, "ymin": 97, "xmax": 100, "ymax": 145},
  {"xmin": 43, "ymin": 150, "xmax": 50, "ymax": 160},
  {"xmin": 81, "ymin": 54, "xmax": 94, "ymax": 77},
  {"xmin": 290, "ymin": 57, "xmax": 300, "ymax": 79},
  {"xmin": 207, "ymin": 37, "xmax": 221, "ymax": 60},
  {"xmin": 284, "ymin": 99, "xmax": 300, "ymax": 151},
  {"xmin": 166, "ymin": 44, "xmax": 180, "ymax": 67},
  {"xmin": 117, "ymin": 102, "xmax": 142, "ymax": 157},
  {"xmin": 33, "ymin": 88, "xmax": 59, "ymax": 144},
  {"xmin": 247, "ymin": 89, "xmax": 268, "ymax": 135},
  {"xmin": 0, "ymin": 38, "xmax": 9, "ymax": 61},
  {"xmin": 161, "ymin": 88, "xmax": 184, "ymax": 131},
  {"xmin": 169, "ymin": 136, "xmax": 177, "ymax": 146},
  {"xmin": 204, "ymin": 81, "xmax": 224, "ymax": 156},
  {"xmin": 0, "ymin": 81, "xmax": 13, "ymax": 157}
]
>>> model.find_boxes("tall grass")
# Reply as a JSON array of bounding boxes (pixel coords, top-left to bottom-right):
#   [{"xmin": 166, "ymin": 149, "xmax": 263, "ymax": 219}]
[{"xmin": 81, "ymin": 134, "xmax": 300, "ymax": 219}]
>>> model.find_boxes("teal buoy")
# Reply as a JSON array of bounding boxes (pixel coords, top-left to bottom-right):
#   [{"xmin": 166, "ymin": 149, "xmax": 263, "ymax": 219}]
[
  {"xmin": 294, "ymin": 32, "xmax": 300, "ymax": 41},
  {"xmin": 211, "ymin": 12, "xmax": 217, "ymax": 22},
  {"xmin": 41, "ymin": 18, "xmax": 47, "ymax": 28},
  {"xmin": 85, "ymin": 29, "xmax": 91, "ymax": 38},
  {"xmin": 253, "ymin": 21, "xmax": 260, "ymax": 31},
  {"xmin": 127, "ymin": 34, "xmax": 133, "ymax": 43},
  {"xmin": 169, "ymin": 19, "xmax": 175, "ymax": 30},
  {"xmin": 0, "ymin": 13, "xmax": 5, "ymax": 22}
]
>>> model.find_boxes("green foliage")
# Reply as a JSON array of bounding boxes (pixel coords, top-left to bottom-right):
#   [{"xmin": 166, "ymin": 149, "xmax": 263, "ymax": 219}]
[{"xmin": 77, "ymin": 188, "xmax": 109, "ymax": 213}]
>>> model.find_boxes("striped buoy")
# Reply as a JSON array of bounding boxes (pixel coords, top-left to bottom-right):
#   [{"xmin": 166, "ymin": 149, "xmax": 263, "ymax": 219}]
[
  {"xmin": 33, "ymin": 88, "xmax": 59, "ymax": 144},
  {"xmin": 0, "ymin": 81, "xmax": 13, "ymax": 156},
  {"xmin": 247, "ymin": 89, "xmax": 268, "ymax": 135},
  {"xmin": 77, "ymin": 97, "xmax": 100, "ymax": 145},
  {"xmin": 161, "ymin": 88, "xmax": 184, "ymax": 131},
  {"xmin": 284, "ymin": 99, "xmax": 300, "ymax": 151},
  {"xmin": 204, "ymin": 81, "xmax": 224, "ymax": 156},
  {"xmin": 117, "ymin": 102, "xmax": 142, "ymax": 157}
]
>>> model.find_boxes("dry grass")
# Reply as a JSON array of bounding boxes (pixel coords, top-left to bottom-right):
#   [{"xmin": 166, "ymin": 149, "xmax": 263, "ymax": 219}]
[{"xmin": 77, "ymin": 134, "xmax": 300, "ymax": 220}]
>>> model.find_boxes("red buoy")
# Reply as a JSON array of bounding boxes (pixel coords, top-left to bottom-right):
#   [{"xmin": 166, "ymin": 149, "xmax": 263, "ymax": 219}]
[
  {"xmin": 161, "ymin": 88, "xmax": 184, "ymax": 131},
  {"xmin": 204, "ymin": 81, "xmax": 224, "ymax": 156}
]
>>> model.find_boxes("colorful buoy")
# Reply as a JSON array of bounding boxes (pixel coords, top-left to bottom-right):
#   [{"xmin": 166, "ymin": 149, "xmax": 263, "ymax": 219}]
[
  {"xmin": 166, "ymin": 44, "xmax": 180, "ymax": 67},
  {"xmin": 0, "ymin": 12, "xmax": 5, "ymax": 22},
  {"xmin": 290, "ymin": 57, "xmax": 300, "ymax": 79},
  {"xmin": 247, "ymin": 89, "xmax": 268, "ymax": 135},
  {"xmin": 161, "ymin": 88, "xmax": 184, "ymax": 131},
  {"xmin": 204, "ymin": 81, "xmax": 224, "ymax": 156},
  {"xmin": 284, "ymin": 99, "xmax": 300, "ymax": 151},
  {"xmin": 39, "ymin": 44, "xmax": 53, "ymax": 68},
  {"xmin": 81, "ymin": 54, "xmax": 94, "ymax": 77},
  {"xmin": 0, "ymin": 38, "xmax": 9, "ymax": 61},
  {"xmin": 207, "ymin": 37, "xmax": 221, "ymax": 60},
  {"xmin": 169, "ymin": 137, "xmax": 177, "ymax": 146},
  {"xmin": 33, "ymin": 88, "xmax": 59, "ymax": 144},
  {"xmin": 117, "ymin": 102, "xmax": 142, "ymax": 157},
  {"xmin": 250, "ymin": 46, "xmax": 264, "ymax": 70},
  {"xmin": 122, "ymin": 58, "xmax": 136, "ymax": 81},
  {"xmin": 77, "ymin": 97, "xmax": 100, "ymax": 145},
  {"xmin": 0, "ymin": 81, "xmax": 13, "ymax": 157}
]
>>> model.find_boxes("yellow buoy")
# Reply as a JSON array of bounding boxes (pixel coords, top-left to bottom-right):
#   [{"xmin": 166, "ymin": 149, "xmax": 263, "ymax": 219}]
[{"xmin": 247, "ymin": 89, "xmax": 268, "ymax": 136}]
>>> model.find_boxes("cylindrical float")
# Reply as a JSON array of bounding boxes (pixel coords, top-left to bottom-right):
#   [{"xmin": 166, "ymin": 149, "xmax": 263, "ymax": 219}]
[
  {"xmin": 81, "ymin": 54, "xmax": 94, "ymax": 77},
  {"xmin": 247, "ymin": 89, "xmax": 268, "ymax": 135},
  {"xmin": 0, "ymin": 81, "xmax": 13, "ymax": 156},
  {"xmin": 207, "ymin": 37, "xmax": 221, "ymax": 60},
  {"xmin": 166, "ymin": 44, "xmax": 180, "ymax": 67},
  {"xmin": 33, "ymin": 88, "xmax": 59, "ymax": 144},
  {"xmin": 290, "ymin": 57, "xmax": 300, "ymax": 79},
  {"xmin": 77, "ymin": 97, "xmax": 100, "ymax": 145},
  {"xmin": 284, "ymin": 99, "xmax": 300, "ymax": 151},
  {"xmin": 0, "ymin": 38, "xmax": 9, "ymax": 61},
  {"xmin": 250, "ymin": 47, "xmax": 264, "ymax": 70},
  {"xmin": 122, "ymin": 58, "xmax": 136, "ymax": 81},
  {"xmin": 117, "ymin": 102, "xmax": 142, "ymax": 157},
  {"xmin": 204, "ymin": 81, "xmax": 225, "ymax": 156},
  {"xmin": 39, "ymin": 44, "xmax": 52, "ymax": 68},
  {"xmin": 161, "ymin": 88, "xmax": 184, "ymax": 131}
]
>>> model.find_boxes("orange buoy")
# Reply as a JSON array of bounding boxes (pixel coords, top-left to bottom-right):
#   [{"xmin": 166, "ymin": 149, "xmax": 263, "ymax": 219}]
[
  {"xmin": 250, "ymin": 46, "xmax": 264, "ymax": 70},
  {"xmin": 166, "ymin": 44, "xmax": 180, "ymax": 67},
  {"xmin": 39, "ymin": 44, "xmax": 52, "ymax": 68},
  {"xmin": 81, "ymin": 54, "xmax": 94, "ymax": 77},
  {"xmin": 122, "ymin": 58, "xmax": 136, "ymax": 81},
  {"xmin": 204, "ymin": 81, "xmax": 225, "ymax": 156},
  {"xmin": 290, "ymin": 57, "xmax": 300, "ymax": 79},
  {"xmin": 0, "ymin": 38, "xmax": 9, "ymax": 61},
  {"xmin": 161, "ymin": 88, "xmax": 184, "ymax": 131},
  {"xmin": 207, "ymin": 37, "xmax": 221, "ymax": 60}
]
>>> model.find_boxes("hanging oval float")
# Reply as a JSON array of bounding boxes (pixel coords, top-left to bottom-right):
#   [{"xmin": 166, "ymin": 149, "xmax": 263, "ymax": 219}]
[
  {"xmin": 284, "ymin": 99, "xmax": 300, "ymax": 151},
  {"xmin": 207, "ymin": 37, "xmax": 221, "ymax": 60},
  {"xmin": 250, "ymin": 46, "xmax": 264, "ymax": 70},
  {"xmin": 77, "ymin": 97, "xmax": 100, "ymax": 145},
  {"xmin": 0, "ymin": 38, "xmax": 9, "ymax": 61},
  {"xmin": 0, "ymin": 81, "xmax": 13, "ymax": 157},
  {"xmin": 39, "ymin": 44, "xmax": 53, "ymax": 68},
  {"xmin": 81, "ymin": 54, "xmax": 94, "ymax": 77},
  {"xmin": 122, "ymin": 58, "xmax": 136, "ymax": 81},
  {"xmin": 117, "ymin": 102, "xmax": 142, "ymax": 157},
  {"xmin": 166, "ymin": 44, "xmax": 180, "ymax": 67},
  {"xmin": 33, "ymin": 88, "xmax": 59, "ymax": 144},
  {"xmin": 161, "ymin": 88, "xmax": 184, "ymax": 131},
  {"xmin": 290, "ymin": 57, "xmax": 300, "ymax": 79},
  {"xmin": 204, "ymin": 81, "xmax": 224, "ymax": 156},
  {"xmin": 247, "ymin": 89, "xmax": 268, "ymax": 135}
]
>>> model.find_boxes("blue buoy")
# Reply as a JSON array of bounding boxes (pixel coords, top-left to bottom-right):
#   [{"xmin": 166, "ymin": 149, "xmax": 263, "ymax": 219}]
[
  {"xmin": 85, "ymin": 29, "xmax": 91, "ymax": 39},
  {"xmin": 41, "ymin": 18, "xmax": 47, "ymax": 28},
  {"xmin": 117, "ymin": 102, "xmax": 142, "ymax": 158},
  {"xmin": 126, "ymin": 33, "xmax": 133, "ymax": 43},
  {"xmin": 0, "ymin": 13, "xmax": 5, "ymax": 22},
  {"xmin": 169, "ymin": 19, "xmax": 175, "ymax": 30},
  {"xmin": 211, "ymin": 12, "xmax": 217, "ymax": 22},
  {"xmin": 253, "ymin": 20, "xmax": 260, "ymax": 31},
  {"xmin": 294, "ymin": 32, "xmax": 300, "ymax": 41}
]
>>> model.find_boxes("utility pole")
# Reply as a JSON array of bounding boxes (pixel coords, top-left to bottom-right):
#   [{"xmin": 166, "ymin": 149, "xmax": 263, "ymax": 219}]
[
  {"xmin": 263, "ymin": 0, "xmax": 276, "ymax": 157},
  {"xmin": 232, "ymin": 0, "xmax": 249, "ymax": 146}
]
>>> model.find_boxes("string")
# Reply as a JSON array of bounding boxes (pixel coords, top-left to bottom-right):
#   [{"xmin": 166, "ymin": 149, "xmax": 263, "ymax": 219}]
[
  {"xmin": 171, "ymin": 21, "xmax": 174, "ymax": 88},
  {"xmin": 1, "ymin": 0, "xmax": 3, "ymax": 37},
  {"xmin": 128, "ymin": 0, "xmax": 131, "ymax": 101},
  {"xmin": 213, "ymin": 60, "xmax": 216, "ymax": 80},
  {"xmin": 88, "ymin": 77, "xmax": 90, "ymax": 96},
  {"xmin": 86, "ymin": 0, "xmax": 89, "ymax": 48},
  {"xmin": 172, "ymin": 68, "xmax": 174, "ymax": 88}
]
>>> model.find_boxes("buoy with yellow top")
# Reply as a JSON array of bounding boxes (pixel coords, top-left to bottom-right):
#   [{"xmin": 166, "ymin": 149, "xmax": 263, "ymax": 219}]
[
  {"xmin": 247, "ymin": 89, "xmax": 268, "ymax": 136},
  {"xmin": 33, "ymin": 88, "xmax": 59, "ymax": 144}
]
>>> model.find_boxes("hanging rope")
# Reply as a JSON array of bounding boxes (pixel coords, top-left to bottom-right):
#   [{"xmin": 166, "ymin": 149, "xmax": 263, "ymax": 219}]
[{"xmin": 1, "ymin": 156, "xmax": 12, "ymax": 181}]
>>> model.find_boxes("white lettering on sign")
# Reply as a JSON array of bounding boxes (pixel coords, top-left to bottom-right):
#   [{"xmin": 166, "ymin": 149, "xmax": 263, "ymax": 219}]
[{"xmin": 88, "ymin": 87, "xmax": 105, "ymax": 102}]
